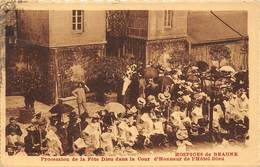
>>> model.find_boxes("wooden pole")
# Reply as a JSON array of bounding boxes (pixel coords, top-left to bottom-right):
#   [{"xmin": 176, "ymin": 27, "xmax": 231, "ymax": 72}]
[
  {"xmin": 209, "ymin": 72, "xmax": 214, "ymax": 140},
  {"xmin": 53, "ymin": 49, "xmax": 59, "ymax": 104}
]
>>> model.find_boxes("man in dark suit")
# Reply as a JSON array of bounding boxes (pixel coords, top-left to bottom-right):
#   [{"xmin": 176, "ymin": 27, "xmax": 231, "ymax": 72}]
[{"xmin": 24, "ymin": 87, "xmax": 36, "ymax": 110}]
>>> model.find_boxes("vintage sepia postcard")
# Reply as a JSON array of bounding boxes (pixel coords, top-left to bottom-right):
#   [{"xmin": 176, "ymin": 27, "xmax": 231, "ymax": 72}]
[{"xmin": 0, "ymin": 0, "xmax": 259, "ymax": 166}]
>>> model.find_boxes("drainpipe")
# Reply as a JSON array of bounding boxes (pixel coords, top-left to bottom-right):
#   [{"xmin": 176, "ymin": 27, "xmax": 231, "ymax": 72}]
[{"xmin": 53, "ymin": 49, "xmax": 59, "ymax": 104}]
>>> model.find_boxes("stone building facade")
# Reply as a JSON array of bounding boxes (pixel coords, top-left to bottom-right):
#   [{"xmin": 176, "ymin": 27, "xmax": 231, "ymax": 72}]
[
  {"xmin": 107, "ymin": 10, "xmax": 190, "ymax": 67},
  {"xmin": 6, "ymin": 10, "xmax": 106, "ymax": 104},
  {"xmin": 108, "ymin": 10, "xmax": 247, "ymax": 70},
  {"xmin": 6, "ymin": 10, "xmax": 247, "ymax": 104}
]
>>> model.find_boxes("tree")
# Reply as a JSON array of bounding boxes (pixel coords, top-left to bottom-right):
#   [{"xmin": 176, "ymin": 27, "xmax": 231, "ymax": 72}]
[{"xmin": 209, "ymin": 45, "xmax": 231, "ymax": 68}]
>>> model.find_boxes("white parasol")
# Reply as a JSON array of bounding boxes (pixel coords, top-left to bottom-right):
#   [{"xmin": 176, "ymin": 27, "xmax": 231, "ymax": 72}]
[
  {"xmin": 219, "ymin": 66, "xmax": 235, "ymax": 73},
  {"xmin": 104, "ymin": 102, "xmax": 126, "ymax": 114}
]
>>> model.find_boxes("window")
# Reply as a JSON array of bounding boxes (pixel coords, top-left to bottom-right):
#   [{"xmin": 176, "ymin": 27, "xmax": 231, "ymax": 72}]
[
  {"xmin": 164, "ymin": 10, "xmax": 173, "ymax": 28},
  {"xmin": 72, "ymin": 10, "xmax": 84, "ymax": 33}
]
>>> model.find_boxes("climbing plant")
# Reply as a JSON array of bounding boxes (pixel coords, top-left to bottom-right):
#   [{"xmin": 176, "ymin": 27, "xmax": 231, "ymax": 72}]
[{"xmin": 209, "ymin": 45, "xmax": 231, "ymax": 67}]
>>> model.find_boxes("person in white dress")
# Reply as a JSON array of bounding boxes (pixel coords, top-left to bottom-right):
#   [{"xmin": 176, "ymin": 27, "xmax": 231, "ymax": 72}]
[
  {"xmin": 100, "ymin": 127, "xmax": 116, "ymax": 153},
  {"xmin": 191, "ymin": 102, "xmax": 203, "ymax": 124},
  {"xmin": 73, "ymin": 131, "xmax": 95, "ymax": 155},
  {"xmin": 83, "ymin": 116, "xmax": 101, "ymax": 149}
]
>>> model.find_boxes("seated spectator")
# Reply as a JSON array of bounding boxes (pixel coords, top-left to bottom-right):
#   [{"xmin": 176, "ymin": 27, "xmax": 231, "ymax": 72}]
[
  {"xmin": 150, "ymin": 116, "xmax": 166, "ymax": 147},
  {"xmin": 6, "ymin": 117, "xmax": 22, "ymax": 136},
  {"xmin": 73, "ymin": 132, "xmax": 95, "ymax": 156},
  {"xmin": 100, "ymin": 127, "xmax": 115, "ymax": 153},
  {"xmin": 6, "ymin": 131, "xmax": 22, "ymax": 146}
]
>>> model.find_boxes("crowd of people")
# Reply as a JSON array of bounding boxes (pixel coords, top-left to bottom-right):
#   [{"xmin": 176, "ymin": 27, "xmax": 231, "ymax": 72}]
[{"xmin": 5, "ymin": 63, "xmax": 249, "ymax": 156}]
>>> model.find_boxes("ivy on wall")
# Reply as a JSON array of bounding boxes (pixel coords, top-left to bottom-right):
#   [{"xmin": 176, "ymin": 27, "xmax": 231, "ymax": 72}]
[
  {"xmin": 55, "ymin": 45, "xmax": 104, "ymax": 97},
  {"xmin": 147, "ymin": 39, "xmax": 189, "ymax": 68},
  {"xmin": 209, "ymin": 44, "xmax": 231, "ymax": 68}
]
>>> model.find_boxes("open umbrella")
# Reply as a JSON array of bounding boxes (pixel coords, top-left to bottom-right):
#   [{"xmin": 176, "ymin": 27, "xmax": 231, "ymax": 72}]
[
  {"xmin": 196, "ymin": 61, "xmax": 209, "ymax": 72},
  {"xmin": 49, "ymin": 104, "xmax": 74, "ymax": 115},
  {"xmin": 219, "ymin": 66, "xmax": 235, "ymax": 73},
  {"xmin": 104, "ymin": 102, "xmax": 126, "ymax": 114},
  {"xmin": 143, "ymin": 67, "xmax": 158, "ymax": 78},
  {"xmin": 85, "ymin": 102, "xmax": 105, "ymax": 117}
]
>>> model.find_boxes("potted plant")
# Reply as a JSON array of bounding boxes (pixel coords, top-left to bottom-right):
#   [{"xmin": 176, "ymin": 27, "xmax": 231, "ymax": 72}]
[{"xmin": 88, "ymin": 56, "xmax": 132, "ymax": 103}]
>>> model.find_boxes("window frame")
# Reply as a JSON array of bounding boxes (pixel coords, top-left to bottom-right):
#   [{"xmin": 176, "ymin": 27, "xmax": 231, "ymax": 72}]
[
  {"xmin": 164, "ymin": 10, "xmax": 173, "ymax": 29},
  {"xmin": 72, "ymin": 10, "xmax": 84, "ymax": 33}
]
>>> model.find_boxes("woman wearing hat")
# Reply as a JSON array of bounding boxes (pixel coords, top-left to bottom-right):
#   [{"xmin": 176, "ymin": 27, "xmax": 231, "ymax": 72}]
[
  {"xmin": 139, "ymin": 112, "xmax": 154, "ymax": 145},
  {"xmin": 100, "ymin": 127, "xmax": 116, "ymax": 153},
  {"xmin": 150, "ymin": 116, "xmax": 167, "ymax": 147},
  {"xmin": 45, "ymin": 125, "xmax": 63, "ymax": 156},
  {"xmin": 155, "ymin": 93, "xmax": 166, "ymax": 117},
  {"xmin": 176, "ymin": 125, "xmax": 192, "ymax": 152},
  {"xmin": 116, "ymin": 118, "xmax": 131, "ymax": 148},
  {"xmin": 191, "ymin": 102, "xmax": 203, "ymax": 124},
  {"xmin": 126, "ymin": 121, "xmax": 139, "ymax": 147},
  {"xmin": 135, "ymin": 97, "xmax": 146, "ymax": 126},
  {"xmin": 86, "ymin": 115, "xmax": 102, "ymax": 149},
  {"xmin": 238, "ymin": 92, "xmax": 248, "ymax": 116},
  {"xmin": 73, "ymin": 131, "xmax": 95, "ymax": 156}
]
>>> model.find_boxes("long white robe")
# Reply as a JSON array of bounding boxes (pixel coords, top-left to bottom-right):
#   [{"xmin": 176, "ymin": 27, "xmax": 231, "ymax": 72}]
[{"xmin": 191, "ymin": 106, "xmax": 203, "ymax": 124}]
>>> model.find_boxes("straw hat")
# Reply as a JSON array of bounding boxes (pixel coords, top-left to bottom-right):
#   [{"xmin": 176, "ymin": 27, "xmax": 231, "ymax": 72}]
[
  {"xmin": 164, "ymin": 92, "xmax": 171, "ymax": 99},
  {"xmin": 158, "ymin": 93, "xmax": 166, "ymax": 102},
  {"xmin": 182, "ymin": 95, "xmax": 191, "ymax": 103},
  {"xmin": 137, "ymin": 97, "xmax": 146, "ymax": 106}
]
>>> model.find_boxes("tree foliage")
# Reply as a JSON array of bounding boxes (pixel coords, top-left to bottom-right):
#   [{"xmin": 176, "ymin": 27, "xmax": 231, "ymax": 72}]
[{"xmin": 209, "ymin": 45, "xmax": 231, "ymax": 61}]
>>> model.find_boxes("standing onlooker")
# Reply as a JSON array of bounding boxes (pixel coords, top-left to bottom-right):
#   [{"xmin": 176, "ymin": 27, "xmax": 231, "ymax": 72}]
[
  {"xmin": 24, "ymin": 87, "xmax": 36, "ymax": 110},
  {"xmin": 72, "ymin": 82, "xmax": 90, "ymax": 115}
]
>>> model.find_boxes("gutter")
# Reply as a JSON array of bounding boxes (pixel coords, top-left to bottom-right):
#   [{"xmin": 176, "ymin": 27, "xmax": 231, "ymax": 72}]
[{"xmin": 191, "ymin": 36, "xmax": 248, "ymax": 46}]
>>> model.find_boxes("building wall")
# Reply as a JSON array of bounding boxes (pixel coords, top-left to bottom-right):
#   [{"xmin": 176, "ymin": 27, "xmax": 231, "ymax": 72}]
[
  {"xmin": 146, "ymin": 39, "xmax": 189, "ymax": 67},
  {"xmin": 107, "ymin": 11, "xmax": 128, "ymax": 37},
  {"xmin": 49, "ymin": 10, "xmax": 106, "ymax": 47},
  {"xmin": 190, "ymin": 40, "xmax": 248, "ymax": 70},
  {"xmin": 5, "ymin": 44, "xmax": 54, "ymax": 104},
  {"xmin": 50, "ymin": 44, "xmax": 106, "ymax": 99},
  {"xmin": 127, "ymin": 11, "xmax": 149, "ymax": 39},
  {"xmin": 17, "ymin": 10, "xmax": 49, "ymax": 46},
  {"xmin": 125, "ymin": 37, "xmax": 146, "ymax": 63},
  {"xmin": 148, "ymin": 11, "xmax": 188, "ymax": 40}
]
